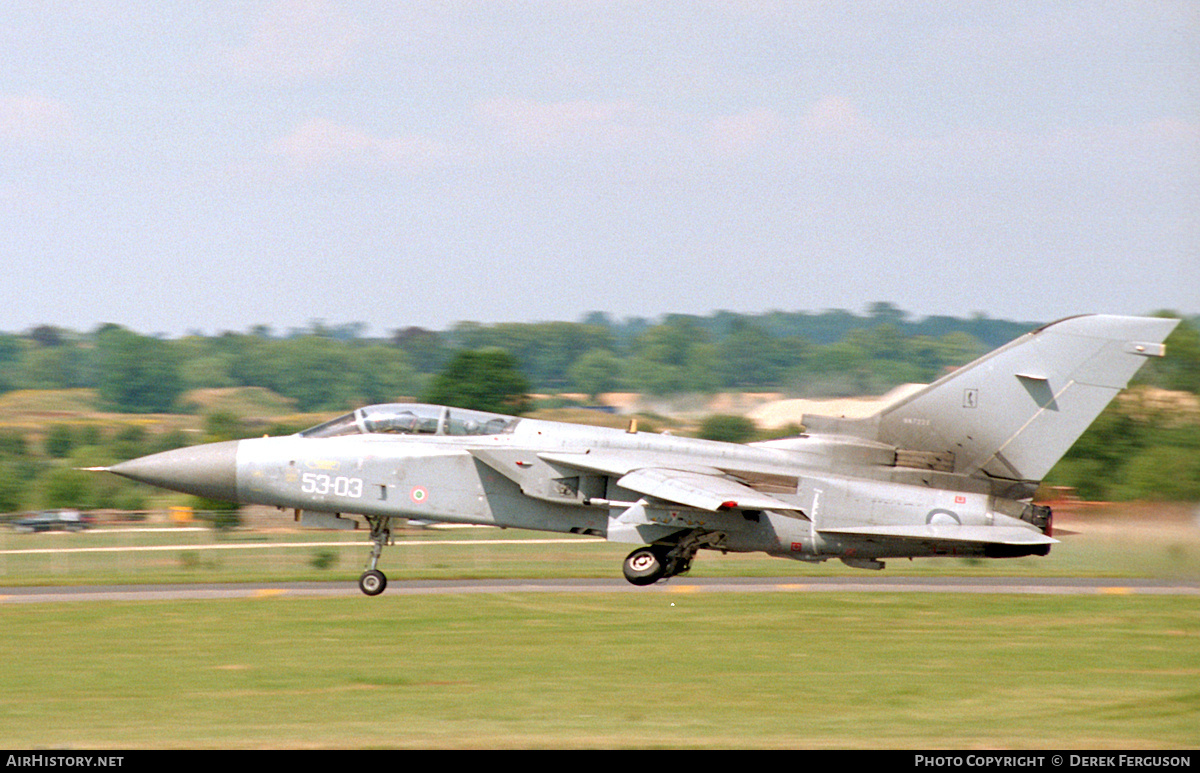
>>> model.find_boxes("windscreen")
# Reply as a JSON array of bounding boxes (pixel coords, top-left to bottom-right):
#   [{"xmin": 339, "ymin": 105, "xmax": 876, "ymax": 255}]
[{"xmin": 299, "ymin": 404, "xmax": 518, "ymax": 438}]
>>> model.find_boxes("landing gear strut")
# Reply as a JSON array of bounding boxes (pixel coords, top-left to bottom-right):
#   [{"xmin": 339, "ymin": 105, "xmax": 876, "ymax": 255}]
[{"xmin": 358, "ymin": 516, "xmax": 393, "ymax": 596}]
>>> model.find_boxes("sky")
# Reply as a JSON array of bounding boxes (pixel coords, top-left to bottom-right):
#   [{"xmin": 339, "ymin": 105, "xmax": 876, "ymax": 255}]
[{"xmin": 1, "ymin": 1, "xmax": 1197, "ymax": 337}]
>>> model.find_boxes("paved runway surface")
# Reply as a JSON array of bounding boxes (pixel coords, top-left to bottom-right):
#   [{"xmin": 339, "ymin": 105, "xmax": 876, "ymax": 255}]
[{"xmin": 2, "ymin": 576, "xmax": 1198, "ymax": 603}]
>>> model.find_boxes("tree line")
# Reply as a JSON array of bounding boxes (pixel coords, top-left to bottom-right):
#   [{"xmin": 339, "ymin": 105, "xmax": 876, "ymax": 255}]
[
  {"xmin": 0, "ymin": 306, "xmax": 1196, "ymax": 512},
  {"xmin": 12, "ymin": 304, "xmax": 1195, "ymax": 415}
]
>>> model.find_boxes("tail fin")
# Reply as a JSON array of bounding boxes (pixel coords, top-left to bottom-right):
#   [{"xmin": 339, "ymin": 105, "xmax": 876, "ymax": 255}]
[{"xmin": 870, "ymin": 315, "xmax": 1179, "ymax": 483}]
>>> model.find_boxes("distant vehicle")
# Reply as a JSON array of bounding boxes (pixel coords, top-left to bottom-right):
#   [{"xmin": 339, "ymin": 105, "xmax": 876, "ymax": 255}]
[
  {"xmin": 102, "ymin": 315, "xmax": 1178, "ymax": 595},
  {"xmin": 10, "ymin": 510, "xmax": 92, "ymax": 533}
]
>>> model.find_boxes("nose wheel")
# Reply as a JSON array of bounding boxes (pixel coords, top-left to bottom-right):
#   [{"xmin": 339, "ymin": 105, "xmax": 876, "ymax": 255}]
[{"xmin": 359, "ymin": 569, "xmax": 387, "ymax": 596}]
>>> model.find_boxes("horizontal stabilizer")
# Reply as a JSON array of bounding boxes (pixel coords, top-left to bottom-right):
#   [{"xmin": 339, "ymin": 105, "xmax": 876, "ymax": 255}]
[{"xmin": 819, "ymin": 524, "xmax": 1057, "ymax": 545}]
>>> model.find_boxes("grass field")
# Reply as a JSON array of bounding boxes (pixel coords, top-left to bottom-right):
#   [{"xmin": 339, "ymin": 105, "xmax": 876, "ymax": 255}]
[{"xmin": 1, "ymin": 592, "xmax": 1197, "ymax": 749}]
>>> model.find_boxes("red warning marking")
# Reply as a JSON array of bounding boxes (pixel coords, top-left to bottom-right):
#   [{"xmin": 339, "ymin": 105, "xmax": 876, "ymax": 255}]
[{"xmin": 955, "ymin": 495, "xmax": 967, "ymax": 504}]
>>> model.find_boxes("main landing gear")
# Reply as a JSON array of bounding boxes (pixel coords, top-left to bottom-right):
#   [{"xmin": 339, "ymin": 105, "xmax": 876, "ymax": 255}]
[
  {"xmin": 622, "ymin": 543, "xmax": 695, "ymax": 586},
  {"xmin": 621, "ymin": 532, "xmax": 723, "ymax": 586},
  {"xmin": 358, "ymin": 516, "xmax": 393, "ymax": 596}
]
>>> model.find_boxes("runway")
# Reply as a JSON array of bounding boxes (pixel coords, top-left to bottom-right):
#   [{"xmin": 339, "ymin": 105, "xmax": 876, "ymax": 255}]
[{"xmin": 2, "ymin": 575, "xmax": 1198, "ymax": 603}]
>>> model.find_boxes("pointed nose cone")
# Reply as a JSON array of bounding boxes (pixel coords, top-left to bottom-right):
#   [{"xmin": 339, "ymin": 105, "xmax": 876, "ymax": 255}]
[{"xmin": 109, "ymin": 440, "xmax": 240, "ymax": 502}]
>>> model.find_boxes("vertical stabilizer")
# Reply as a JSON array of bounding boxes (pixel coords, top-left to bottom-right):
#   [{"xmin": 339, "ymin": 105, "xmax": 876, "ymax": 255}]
[{"xmin": 873, "ymin": 315, "xmax": 1179, "ymax": 483}]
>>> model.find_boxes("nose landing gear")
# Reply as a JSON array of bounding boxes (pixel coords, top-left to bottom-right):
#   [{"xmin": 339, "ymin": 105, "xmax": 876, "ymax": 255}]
[{"xmin": 358, "ymin": 516, "xmax": 393, "ymax": 596}]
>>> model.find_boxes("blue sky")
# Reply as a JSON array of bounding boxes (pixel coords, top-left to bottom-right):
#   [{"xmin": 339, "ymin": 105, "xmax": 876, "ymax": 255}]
[{"xmin": 1, "ymin": 2, "xmax": 1196, "ymax": 336}]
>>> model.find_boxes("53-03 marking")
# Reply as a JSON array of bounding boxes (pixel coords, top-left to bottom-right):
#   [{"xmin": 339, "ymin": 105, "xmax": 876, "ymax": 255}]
[{"xmin": 300, "ymin": 473, "xmax": 364, "ymax": 498}]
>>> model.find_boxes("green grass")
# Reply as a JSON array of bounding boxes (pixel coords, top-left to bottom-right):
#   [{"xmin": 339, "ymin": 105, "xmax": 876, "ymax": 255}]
[
  {"xmin": 0, "ymin": 593, "xmax": 1196, "ymax": 748},
  {"xmin": 1, "ymin": 520, "xmax": 1197, "ymax": 748}
]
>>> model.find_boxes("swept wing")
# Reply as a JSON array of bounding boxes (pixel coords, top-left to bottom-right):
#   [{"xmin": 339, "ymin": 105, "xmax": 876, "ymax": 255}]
[{"xmin": 616, "ymin": 467, "xmax": 804, "ymax": 512}]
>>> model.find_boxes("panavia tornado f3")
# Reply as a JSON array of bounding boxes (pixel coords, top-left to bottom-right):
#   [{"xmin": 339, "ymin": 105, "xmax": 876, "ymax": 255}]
[{"xmin": 105, "ymin": 315, "xmax": 1178, "ymax": 595}]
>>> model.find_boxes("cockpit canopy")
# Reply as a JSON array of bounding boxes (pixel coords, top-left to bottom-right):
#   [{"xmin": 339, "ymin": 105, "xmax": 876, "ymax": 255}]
[{"xmin": 299, "ymin": 403, "xmax": 519, "ymax": 439}]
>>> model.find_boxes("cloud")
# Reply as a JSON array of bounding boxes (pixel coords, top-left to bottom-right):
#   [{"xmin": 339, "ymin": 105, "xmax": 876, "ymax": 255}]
[
  {"xmin": 0, "ymin": 93, "xmax": 75, "ymax": 146},
  {"xmin": 899, "ymin": 117, "xmax": 1200, "ymax": 178},
  {"xmin": 268, "ymin": 117, "xmax": 454, "ymax": 170},
  {"xmin": 473, "ymin": 97, "xmax": 674, "ymax": 155},
  {"xmin": 705, "ymin": 97, "xmax": 879, "ymax": 160},
  {"xmin": 267, "ymin": 99, "xmax": 679, "ymax": 175},
  {"xmin": 707, "ymin": 108, "xmax": 784, "ymax": 157},
  {"xmin": 797, "ymin": 96, "xmax": 875, "ymax": 139},
  {"xmin": 224, "ymin": 0, "xmax": 365, "ymax": 81}
]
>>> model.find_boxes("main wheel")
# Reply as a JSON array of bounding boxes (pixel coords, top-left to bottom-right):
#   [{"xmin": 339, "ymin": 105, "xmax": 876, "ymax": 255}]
[
  {"xmin": 358, "ymin": 569, "xmax": 388, "ymax": 596},
  {"xmin": 623, "ymin": 546, "xmax": 667, "ymax": 586}
]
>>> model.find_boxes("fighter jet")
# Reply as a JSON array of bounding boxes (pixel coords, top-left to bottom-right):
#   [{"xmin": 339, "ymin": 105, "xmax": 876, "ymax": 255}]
[{"xmin": 105, "ymin": 314, "xmax": 1177, "ymax": 595}]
